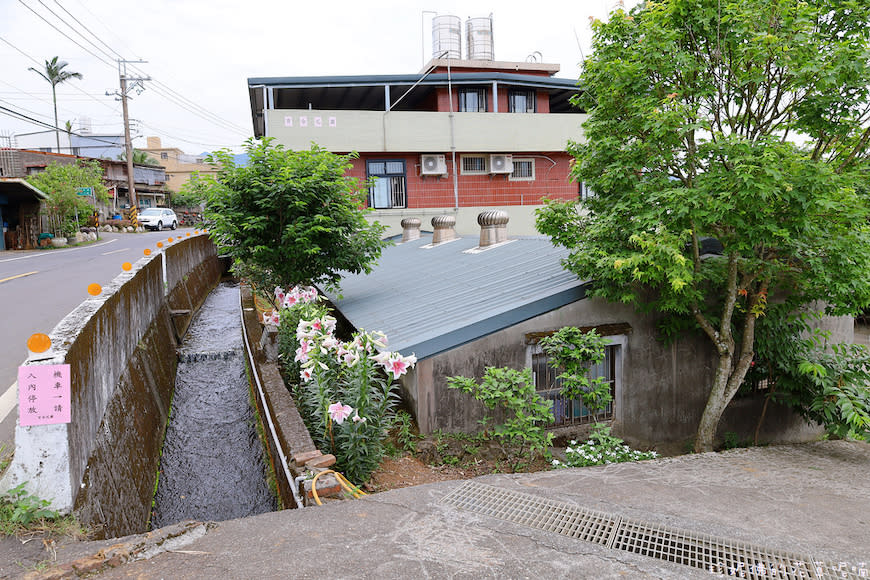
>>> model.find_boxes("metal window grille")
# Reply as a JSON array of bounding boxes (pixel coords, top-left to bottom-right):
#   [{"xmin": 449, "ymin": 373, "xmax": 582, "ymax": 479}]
[
  {"xmin": 509, "ymin": 89, "xmax": 536, "ymax": 113},
  {"xmin": 533, "ymin": 344, "xmax": 616, "ymax": 427},
  {"xmin": 462, "ymin": 156, "xmax": 487, "ymax": 173},
  {"xmin": 511, "ymin": 159, "xmax": 534, "ymax": 179},
  {"xmin": 459, "ymin": 88, "xmax": 486, "ymax": 112},
  {"xmin": 367, "ymin": 159, "xmax": 407, "ymax": 209}
]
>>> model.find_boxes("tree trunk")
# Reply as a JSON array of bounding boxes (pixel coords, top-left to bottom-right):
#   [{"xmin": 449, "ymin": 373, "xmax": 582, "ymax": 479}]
[
  {"xmin": 694, "ymin": 309, "xmax": 759, "ymax": 453},
  {"xmin": 694, "ymin": 351, "xmax": 733, "ymax": 452},
  {"xmin": 52, "ymin": 84, "xmax": 60, "ymax": 153}
]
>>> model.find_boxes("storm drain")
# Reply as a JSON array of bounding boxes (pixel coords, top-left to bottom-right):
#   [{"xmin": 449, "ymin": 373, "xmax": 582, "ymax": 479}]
[{"xmin": 441, "ymin": 481, "xmax": 859, "ymax": 579}]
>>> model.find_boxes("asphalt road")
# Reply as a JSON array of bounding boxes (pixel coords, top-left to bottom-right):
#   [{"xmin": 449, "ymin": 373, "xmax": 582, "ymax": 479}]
[{"xmin": 0, "ymin": 229, "xmax": 194, "ymax": 456}]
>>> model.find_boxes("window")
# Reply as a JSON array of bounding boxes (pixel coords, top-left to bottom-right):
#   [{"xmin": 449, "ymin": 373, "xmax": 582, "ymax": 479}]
[
  {"xmin": 367, "ymin": 160, "xmax": 407, "ymax": 209},
  {"xmin": 531, "ymin": 342, "xmax": 620, "ymax": 427},
  {"xmin": 459, "ymin": 88, "xmax": 486, "ymax": 112},
  {"xmin": 461, "ymin": 155, "xmax": 487, "ymax": 175},
  {"xmin": 160, "ymin": 152, "xmax": 168, "ymax": 159},
  {"xmin": 508, "ymin": 89, "xmax": 536, "ymax": 113},
  {"xmin": 579, "ymin": 181, "xmax": 595, "ymax": 201},
  {"xmin": 510, "ymin": 158, "xmax": 534, "ymax": 181}
]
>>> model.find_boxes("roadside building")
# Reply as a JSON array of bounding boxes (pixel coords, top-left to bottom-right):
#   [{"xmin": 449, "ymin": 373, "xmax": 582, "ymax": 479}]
[
  {"xmin": 247, "ymin": 16, "xmax": 586, "ymax": 236},
  {"xmin": 140, "ymin": 136, "xmax": 217, "ymax": 194},
  {"xmin": 323, "ymin": 215, "xmax": 836, "ymax": 447}
]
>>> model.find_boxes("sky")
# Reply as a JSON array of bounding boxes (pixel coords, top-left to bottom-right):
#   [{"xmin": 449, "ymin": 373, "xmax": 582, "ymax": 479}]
[{"xmin": 0, "ymin": 0, "xmax": 638, "ymax": 156}]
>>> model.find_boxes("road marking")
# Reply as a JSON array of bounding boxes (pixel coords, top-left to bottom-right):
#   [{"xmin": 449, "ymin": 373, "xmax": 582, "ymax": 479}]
[
  {"xmin": 0, "ymin": 238, "xmax": 117, "ymax": 263},
  {"xmin": 0, "ymin": 382, "xmax": 16, "ymax": 425},
  {"xmin": 101, "ymin": 248, "xmax": 129, "ymax": 256},
  {"xmin": 0, "ymin": 271, "xmax": 38, "ymax": 284}
]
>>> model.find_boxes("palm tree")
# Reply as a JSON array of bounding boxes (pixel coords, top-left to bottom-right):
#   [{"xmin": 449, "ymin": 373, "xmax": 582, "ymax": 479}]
[
  {"xmin": 118, "ymin": 149, "xmax": 160, "ymax": 166},
  {"xmin": 28, "ymin": 57, "xmax": 83, "ymax": 153}
]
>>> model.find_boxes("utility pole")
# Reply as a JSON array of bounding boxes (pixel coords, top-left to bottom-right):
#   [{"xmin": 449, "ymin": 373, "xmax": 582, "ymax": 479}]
[{"xmin": 109, "ymin": 60, "xmax": 149, "ymax": 209}]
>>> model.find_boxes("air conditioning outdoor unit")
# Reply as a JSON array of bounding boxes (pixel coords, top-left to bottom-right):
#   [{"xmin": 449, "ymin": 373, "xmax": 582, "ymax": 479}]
[
  {"xmin": 420, "ymin": 154, "xmax": 448, "ymax": 176},
  {"xmin": 489, "ymin": 154, "xmax": 513, "ymax": 174}
]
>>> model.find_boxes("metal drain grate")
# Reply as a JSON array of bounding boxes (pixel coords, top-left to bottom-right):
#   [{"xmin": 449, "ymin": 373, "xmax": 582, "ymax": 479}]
[
  {"xmin": 441, "ymin": 479, "xmax": 619, "ymax": 545},
  {"xmin": 441, "ymin": 481, "xmax": 842, "ymax": 579}
]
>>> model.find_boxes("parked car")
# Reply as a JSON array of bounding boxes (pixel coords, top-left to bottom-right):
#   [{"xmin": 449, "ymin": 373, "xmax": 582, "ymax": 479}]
[{"xmin": 138, "ymin": 208, "xmax": 178, "ymax": 231}]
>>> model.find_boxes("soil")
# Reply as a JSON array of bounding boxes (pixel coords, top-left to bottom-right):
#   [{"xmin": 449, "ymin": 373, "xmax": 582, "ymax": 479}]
[{"xmin": 366, "ymin": 436, "xmax": 552, "ymax": 493}]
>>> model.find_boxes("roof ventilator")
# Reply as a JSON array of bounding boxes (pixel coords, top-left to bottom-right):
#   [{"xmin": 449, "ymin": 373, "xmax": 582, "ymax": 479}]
[
  {"xmin": 400, "ymin": 217, "xmax": 421, "ymax": 242},
  {"xmin": 431, "ymin": 215, "xmax": 458, "ymax": 245},
  {"xmin": 477, "ymin": 210, "xmax": 509, "ymax": 247}
]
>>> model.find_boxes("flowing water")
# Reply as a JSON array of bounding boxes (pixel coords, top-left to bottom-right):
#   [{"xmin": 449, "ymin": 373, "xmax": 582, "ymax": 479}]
[{"xmin": 150, "ymin": 282, "xmax": 276, "ymax": 528}]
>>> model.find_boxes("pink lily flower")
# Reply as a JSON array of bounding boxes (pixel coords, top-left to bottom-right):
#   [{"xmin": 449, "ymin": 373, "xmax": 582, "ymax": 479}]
[{"xmin": 327, "ymin": 402, "xmax": 353, "ymax": 424}]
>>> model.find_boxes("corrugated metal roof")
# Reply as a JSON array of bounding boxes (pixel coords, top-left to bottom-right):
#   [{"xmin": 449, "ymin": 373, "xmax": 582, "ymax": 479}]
[
  {"xmin": 323, "ymin": 235, "xmax": 589, "ymax": 360},
  {"xmin": 248, "ymin": 72, "xmax": 580, "ymax": 91}
]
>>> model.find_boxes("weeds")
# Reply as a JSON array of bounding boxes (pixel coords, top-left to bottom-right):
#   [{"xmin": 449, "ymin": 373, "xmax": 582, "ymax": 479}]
[{"xmin": 0, "ymin": 483, "xmax": 83, "ymax": 537}]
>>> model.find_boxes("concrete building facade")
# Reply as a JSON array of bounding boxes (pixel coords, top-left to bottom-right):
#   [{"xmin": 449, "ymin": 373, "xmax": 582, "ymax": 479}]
[
  {"xmin": 141, "ymin": 136, "xmax": 217, "ymax": 193},
  {"xmin": 248, "ymin": 57, "xmax": 586, "ymax": 236}
]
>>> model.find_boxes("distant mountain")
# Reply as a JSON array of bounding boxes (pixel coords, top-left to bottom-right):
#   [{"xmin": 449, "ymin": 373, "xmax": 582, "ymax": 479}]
[{"xmin": 198, "ymin": 152, "xmax": 249, "ymax": 166}]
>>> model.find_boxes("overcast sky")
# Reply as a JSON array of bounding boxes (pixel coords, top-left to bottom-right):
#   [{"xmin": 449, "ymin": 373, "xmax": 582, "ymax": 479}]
[{"xmin": 0, "ymin": 0, "xmax": 637, "ymax": 155}]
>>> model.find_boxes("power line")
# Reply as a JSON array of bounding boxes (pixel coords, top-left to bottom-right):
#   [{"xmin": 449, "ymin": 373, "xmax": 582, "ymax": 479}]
[
  {"xmin": 52, "ymin": 0, "xmax": 124, "ymax": 60},
  {"xmin": 16, "ymin": 0, "xmax": 116, "ymax": 69},
  {"xmin": 0, "ymin": 33, "xmax": 120, "ymax": 115},
  {"xmin": 26, "ymin": 0, "xmax": 248, "ymax": 135}
]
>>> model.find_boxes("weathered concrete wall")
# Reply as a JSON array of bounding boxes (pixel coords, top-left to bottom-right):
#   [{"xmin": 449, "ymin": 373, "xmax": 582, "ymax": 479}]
[
  {"xmin": 240, "ymin": 286, "xmax": 319, "ymax": 509},
  {"xmin": 1, "ymin": 233, "xmax": 220, "ymax": 537},
  {"xmin": 407, "ymin": 296, "xmax": 826, "ymax": 448}
]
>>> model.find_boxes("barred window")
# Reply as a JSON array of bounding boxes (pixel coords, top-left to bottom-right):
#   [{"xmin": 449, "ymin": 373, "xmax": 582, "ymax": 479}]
[
  {"xmin": 367, "ymin": 159, "xmax": 407, "ymax": 209},
  {"xmin": 510, "ymin": 158, "xmax": 534, "ymax": 181},
  {"xmin": 459, "ymin": 88, "xmax": 487, "ymax": 112},
  {"xmin": 532, "ymin": 343, "xmax": 618, "ymax": 427},
  {"xmin": 461, "ymin": 155, "xmax": 487, "ymax": 174}
]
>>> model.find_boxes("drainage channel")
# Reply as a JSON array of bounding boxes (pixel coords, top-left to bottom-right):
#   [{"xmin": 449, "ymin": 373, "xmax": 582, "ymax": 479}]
[
  {"xmin": 150, "ymin": 282, "xmax": 276, "ymax": 529},
  {"xmin": 441, "ymin": 481, "xmax": 856, "ymax": 580}
]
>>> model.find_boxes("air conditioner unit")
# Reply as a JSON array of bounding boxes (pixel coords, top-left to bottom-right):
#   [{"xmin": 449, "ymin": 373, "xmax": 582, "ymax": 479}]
[
  {"xmin": 489, "ymin": 154, "xmax": 513, "ymax": 174},
  {"xmin": 420, "ymin": 154, "xmax": 448, "ymax": 176}
]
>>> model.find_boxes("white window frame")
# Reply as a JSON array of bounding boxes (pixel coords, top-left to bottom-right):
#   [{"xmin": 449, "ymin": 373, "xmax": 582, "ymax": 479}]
[
  {"xmin": 509, "ymin": 157, "xmax": 535, "ymax": 181},
  {"xmin": 460, "ymin": 154, "xmax": 488, "ymax": 175}
]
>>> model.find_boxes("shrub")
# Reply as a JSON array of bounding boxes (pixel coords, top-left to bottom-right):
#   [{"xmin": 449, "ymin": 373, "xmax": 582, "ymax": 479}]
[
  {"xmin": 447, "ymin": 367, "xmax": 554, "ymax": 471},
  {"xmin": 551, "ymin": 426, "xmax": 658, "ymax": 468}
]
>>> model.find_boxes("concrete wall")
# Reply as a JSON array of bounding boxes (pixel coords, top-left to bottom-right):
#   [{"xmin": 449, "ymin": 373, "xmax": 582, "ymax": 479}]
[
  {"xmin": 404, "ymin": 296, "xmax": 826, "ymax": 449},
  {"xmin": 267, "ymin": 109, "xmax": 587, "ymax": 153},
  {"xmin": 1, "ymin": 234, "xmax": 220, "ymax": 537}
]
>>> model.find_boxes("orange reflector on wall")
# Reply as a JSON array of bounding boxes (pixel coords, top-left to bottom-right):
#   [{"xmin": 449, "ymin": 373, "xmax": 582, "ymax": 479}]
[{"xmin": 27, "ymin": 333, "xmax": 51, "ymax": 353}]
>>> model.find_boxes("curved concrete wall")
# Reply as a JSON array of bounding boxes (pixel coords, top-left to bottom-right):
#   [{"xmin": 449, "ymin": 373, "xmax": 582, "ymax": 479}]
[{"xmin": 1, "ymin": 234, "xmax": 220, "ymax": 537}]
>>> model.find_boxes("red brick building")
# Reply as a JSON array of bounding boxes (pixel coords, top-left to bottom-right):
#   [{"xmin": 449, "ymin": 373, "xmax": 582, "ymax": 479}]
[{"xmin": 247, "ymin": 57, "xmax": 587, "ymax": 235}]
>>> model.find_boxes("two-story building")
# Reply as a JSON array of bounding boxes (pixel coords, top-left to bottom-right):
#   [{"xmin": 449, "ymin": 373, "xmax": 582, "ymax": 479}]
[
  {"xmin": 140, "ymin": 136, "xmax": 217, "ymax": 193},
  {"xmin": 247, "ymin": 54, "xmax": 586, "ymax": 235}
]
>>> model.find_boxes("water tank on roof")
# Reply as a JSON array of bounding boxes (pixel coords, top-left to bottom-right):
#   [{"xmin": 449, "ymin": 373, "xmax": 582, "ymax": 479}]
[
  {"xmin": 432, "ymin": 15, "xmax": 462, "ymax": 59},
  {"xmin": 466, "ymin": 16, "xmax": 494, "ymax": 61}
]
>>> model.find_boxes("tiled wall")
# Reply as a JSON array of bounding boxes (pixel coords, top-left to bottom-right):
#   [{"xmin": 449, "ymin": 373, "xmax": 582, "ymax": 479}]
[{"xmin": 349, "ymin": 152, "xmax": 578, "ymax": 208}]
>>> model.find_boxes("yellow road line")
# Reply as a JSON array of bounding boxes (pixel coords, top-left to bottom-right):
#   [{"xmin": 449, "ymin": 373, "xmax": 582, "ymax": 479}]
[{"xmin": 0, "ymin": 270, "xmax": 38, "ymax": 284}]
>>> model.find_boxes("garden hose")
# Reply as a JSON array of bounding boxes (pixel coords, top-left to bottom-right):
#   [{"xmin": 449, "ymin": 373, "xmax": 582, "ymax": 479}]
[{"xmin": 310, "ymin": 469, "xmax": 367, "ymax": 506}]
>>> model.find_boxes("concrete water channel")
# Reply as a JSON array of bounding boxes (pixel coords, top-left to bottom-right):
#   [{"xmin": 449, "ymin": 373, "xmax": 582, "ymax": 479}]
[{"xmin": 151, "ymin": 282, "xmax": 276, "ymax": 528}]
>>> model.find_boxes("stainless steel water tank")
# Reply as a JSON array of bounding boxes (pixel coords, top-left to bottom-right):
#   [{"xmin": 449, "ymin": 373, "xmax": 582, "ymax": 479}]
[
  {"xmin": 466, "ymin": 16, "xmax": 494, "ymax": 60},
  {"xmin": 432, "ymin": 14, "xmax": 462, "ymax": 59}
]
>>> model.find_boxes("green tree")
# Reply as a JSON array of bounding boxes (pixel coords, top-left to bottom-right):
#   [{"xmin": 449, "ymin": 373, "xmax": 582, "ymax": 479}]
[
  {"xmin": 118, "ymin": 149, "xmax": 160, "ymax": 166},
  {"xmin": 537, "ymin": 0, "xmax": 870, "ymax": 452},
  {"xmin": 27, "ymin": 161, "xmax": 109, "ymax": 236},
  {"xmin": 28, "ymin": 57, "xmax": 83, "ymax": 153},
  {"xmin": 205, "ymin": 138, "xmax": 388, "ymax": 291},
  {"xmin": 171, "ymin": 171, "xmax": 210, "ymax": 208}
]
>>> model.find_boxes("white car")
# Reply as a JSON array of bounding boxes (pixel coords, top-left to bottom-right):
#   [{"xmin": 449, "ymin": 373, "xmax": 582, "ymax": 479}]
[{"xmin": 139, "ymin": 208, "xmax": 178, "ymax": 231}]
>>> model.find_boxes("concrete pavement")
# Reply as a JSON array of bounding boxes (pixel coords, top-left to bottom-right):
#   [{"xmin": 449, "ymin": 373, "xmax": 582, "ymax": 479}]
[{"xmin": 6, "ymin": 439, "xmax": 868, "ymax": 579}]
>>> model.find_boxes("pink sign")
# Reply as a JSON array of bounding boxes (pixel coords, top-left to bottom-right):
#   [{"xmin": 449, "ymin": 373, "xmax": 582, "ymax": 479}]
[{"xmin": 18, "ymin": 364, "xmax": 71, "ymax": 426}]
